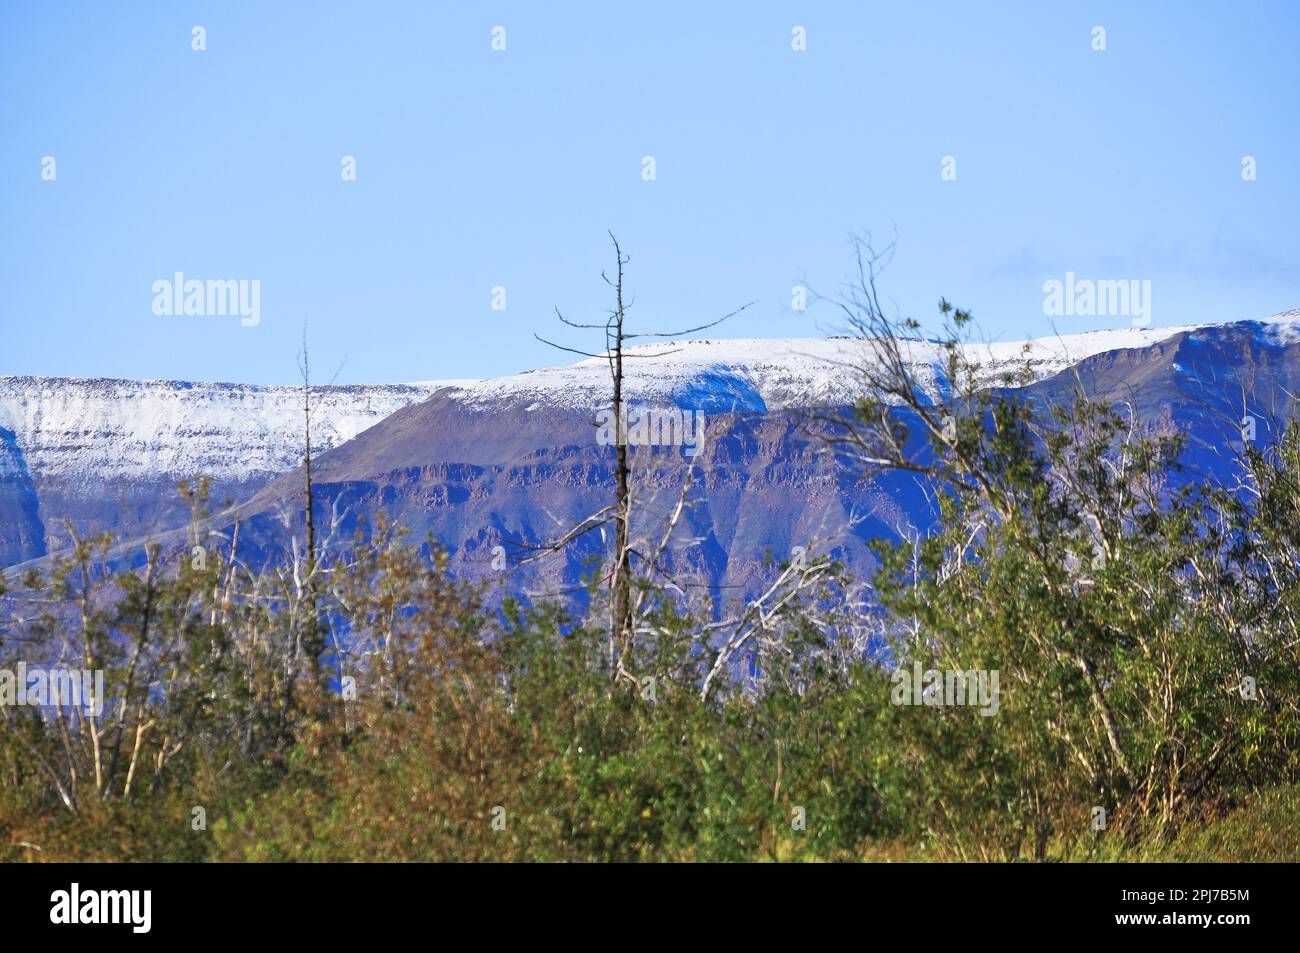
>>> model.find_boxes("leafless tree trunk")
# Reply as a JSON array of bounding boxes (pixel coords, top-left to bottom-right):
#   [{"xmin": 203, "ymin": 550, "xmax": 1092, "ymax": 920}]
[
  {"xmin": 297, "ymin": 327, "xmax": 325, "ymax": 709},
  {"xmin": 609, "ymin": 239, "xmax": 634, "ymax": 668},
  {"xmin": 534, "ymin": 232, "xmax": 753, "ymax": 680}
]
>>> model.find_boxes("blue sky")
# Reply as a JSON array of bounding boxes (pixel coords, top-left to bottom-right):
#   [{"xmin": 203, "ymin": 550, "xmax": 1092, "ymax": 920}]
[{"xmin": 2, "ymin": 1, "xmax": 1297, "ymax": 384}]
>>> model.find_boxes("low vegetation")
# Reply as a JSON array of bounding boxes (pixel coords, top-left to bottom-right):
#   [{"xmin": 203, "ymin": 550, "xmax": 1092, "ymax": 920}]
[{"xmin": 3, "ymin": 285, "xmax": 1298, "ymax": 862}]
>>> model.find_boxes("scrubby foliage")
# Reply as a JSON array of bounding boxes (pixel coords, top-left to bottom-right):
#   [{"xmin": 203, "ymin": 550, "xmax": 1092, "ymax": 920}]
[{"xmin": 3, "ymin": 300, "xmax": 1300, "ymax": 862}]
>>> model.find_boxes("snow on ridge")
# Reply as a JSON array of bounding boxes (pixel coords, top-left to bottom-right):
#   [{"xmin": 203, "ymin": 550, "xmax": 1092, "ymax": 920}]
[
  {"xmin": 3, "ymin": 312, "xmax": 1292, "ymax": 488},
  {"xmin": 1245, "ymin": 309, "xmax": 1300, "ymax": 346},
  {"xmin": 450, "ymin": 324, "xmax": 1201, "ymax": 412},
  {"xmin": 0, "ymin": 377, "xmax": 452, "ymax": 486}
]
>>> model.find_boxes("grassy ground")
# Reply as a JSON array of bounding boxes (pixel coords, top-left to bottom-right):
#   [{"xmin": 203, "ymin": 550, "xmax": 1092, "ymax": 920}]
[
  {"xmin": 763, "ymin": 785, "xmax": 1300, "ymax": 862},
  {"xmin": 1109, "ymin": 785, "xmax": 1300, "ymax": 862}
]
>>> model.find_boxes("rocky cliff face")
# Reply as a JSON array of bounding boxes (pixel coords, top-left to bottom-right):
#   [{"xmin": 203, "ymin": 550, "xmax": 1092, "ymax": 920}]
[
  {"xmin": 0, "ymin": 376, "xmax": 453, "ymax": 564},
  {"xmin": 5, "ymin": 317, "xmax": 1293, "ymax": 598},
  {"xmin": 0, "ymin": 424, "xmax": 43, "ymax": 567},
  {"xmin": 219, "ymin": 315, "xmax": 1300, "ymax": 604}
]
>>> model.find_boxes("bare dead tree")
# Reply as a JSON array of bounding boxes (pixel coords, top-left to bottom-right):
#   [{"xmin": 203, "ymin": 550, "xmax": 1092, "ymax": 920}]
[
  {"xmin": 608, "ymin": 237, "xmax": 632, "ymax": 665},
  {"xmin": 300, "ymin": 327, "xmax": 317, "ymax": 621},
  {"xmin": 295, "ymin": 326, "xmax": 358, "ymax": 727},
  {"xmin": 290, "ymin": 325, "xmax": 325, "ymax": 718},
  {"xmin": 533, "ymin": 231, "xmax": 754, "ymax": 679}
]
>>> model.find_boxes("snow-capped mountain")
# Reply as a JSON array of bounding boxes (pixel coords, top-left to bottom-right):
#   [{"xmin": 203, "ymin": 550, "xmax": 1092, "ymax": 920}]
[
  {"xmin": 0, "ymin": 377, "xmax": 456, "ymax": 565},
  {"xmin": 3, "ymin": 313, "xmax": 1297, "ymax": 576},
  {"xmin": 0, "ymin": 377, "xmax": 461, "ymax": 485},
  {"xmin": 435, "ymin": 324, "xmax": 1202, "ymax": 413},
  {"xmin": 223, "ymin": 309, "xmax": 1300, "ymax": 600}
]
